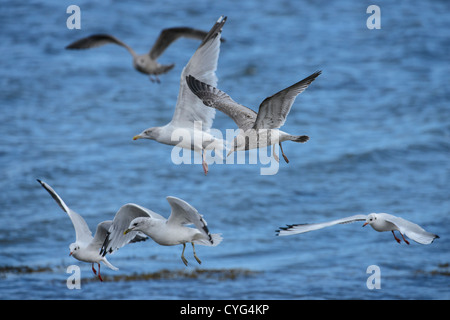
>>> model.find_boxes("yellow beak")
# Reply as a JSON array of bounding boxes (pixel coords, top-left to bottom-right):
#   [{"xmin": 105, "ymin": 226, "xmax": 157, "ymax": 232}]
[
  {"xmin": 133, "ymin": 135, "xmax": 141, "ymax": 140},
  {"xmin": 123, "ymin": 228, "xmax": 131, "ymax": 235}
]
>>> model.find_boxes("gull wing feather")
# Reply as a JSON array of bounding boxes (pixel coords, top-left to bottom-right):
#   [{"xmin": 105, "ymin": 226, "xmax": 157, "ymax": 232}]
[
  {"xmin": 100, "ymin": 203, "xmax": 160, "ymax": 256},
  {"xmin": 149, "ymin": 27, "xmax": 212, "ymax": 60},
  {"xmin": 253, "ymin": 71, "xmax": 321, "ymax": 129},
  {"xmin": 89, "ymin": 221, "xmax": 112, "ymax": 251},
  {"xmin": 186, "ymin": 75, "xmax": 257, "ymax": 131},
  {"xmin": 166, "ymin": 196, "xmax": 214, "ymax": 245},
  {"xmin": 65, "ymin": 34, "xmax": 137, "ymax": 57},
  {"xmin": 380, "ymin": 213, "xmax": 439, "ymax": 245},
  {"xmin": 169, "ymin": 16, "xmax": 226, "ymax": 132},
  {"xmin": 276, "ymin": 214, "xmax": 367, "ymax": 236},
  {"xmin": 37, "ymin": 179, "xmax": 93, "ymax": 245}
]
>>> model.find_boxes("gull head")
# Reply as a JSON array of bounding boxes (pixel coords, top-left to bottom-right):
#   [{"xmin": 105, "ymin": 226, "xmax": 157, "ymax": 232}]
[
  {"xmin": 69, "ymin": 243, "xmax": 80, "ymax": 256},
  {"xmin": 363, "ymin": 213, "xmax": 378, "ymax": 227},
  {"xmin": 124, "ymin": 217, "xmax": 152, "ymax": 235},
  {"xmin": 133, "ymin": 127, "xmax": 161, "ymax": 141}
]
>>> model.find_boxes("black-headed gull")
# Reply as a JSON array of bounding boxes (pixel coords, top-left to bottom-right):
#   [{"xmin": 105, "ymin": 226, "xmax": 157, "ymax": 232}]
[
  {"xmin": 66, "ymin": 27, "xmax": 218, "ymax": 82},
  {"xmin": 37, "ymin": 179, "xmax": 147, "ymax": 281},
  {"xmin": 276, "ymin": 212, "xmax": 439, "ymax": 245},
  {"xmin": 101, "ymin": 196, "xmax": 222, "ymax": 266},
  {"xmin": 132, "ymin": 16, "xmax": 227, "ymax": 175},
  {"xmin": 185, "ymin": 71, "xmax": 321, "ymax": 163}
]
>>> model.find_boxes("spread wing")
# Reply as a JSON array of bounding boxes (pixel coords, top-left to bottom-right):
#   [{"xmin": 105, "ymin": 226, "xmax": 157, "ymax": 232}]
[
  {"xmin": 100, "ymin": 203, "xmax": 162, "ymax": 256},
  {"xmin": 166, "ymin": 196, "xmax": 214, "ymax": 245},
  {"xmin": 66, "ymin": 34, "xmax": 137, "ymax": 57},
  {"xmin": 149, "ymin": 27, "xmax": 213, "ymax": 60},
  {"xmin": 276, "ymin": 214, "xmax": 367, "ymax": 236},
  {"xmin": 253, "ymin": 71, "xmax": 321, "ymax": 129},
  {"xmin": 88, "ymin": 221, "xmax": 112, "ymax": 251},
  {"xmin": 37, "ymin": 179, "xmax": 93, "ymax": 245},
  {"xmin": 169, "ymin": 16, "xmax": 226, "ymax": 132},
  {"xmin": 186, "ymin": 75, "xmax": 257, "ymax": 131}
]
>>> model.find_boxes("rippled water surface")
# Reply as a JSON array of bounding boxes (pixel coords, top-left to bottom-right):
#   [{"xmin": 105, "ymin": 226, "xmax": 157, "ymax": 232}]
[{"xmin": 0, "ymin": 0, "xmax": 449, "ymax": 300}]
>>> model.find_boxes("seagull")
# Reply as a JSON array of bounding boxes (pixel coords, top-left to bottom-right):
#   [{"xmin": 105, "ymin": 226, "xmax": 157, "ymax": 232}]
[
  {"xmin": 276, "ymin": 212, "xmax": 440, "ymax": 245},
  {"xmin": 185, "ymin": 70, "xmax": 321, "ymax": 163},
  {"xmin": 65, "ymin": 26, "xmax": 221, "ymax": 82},
  {"xmin": 101, "ymin": 196, "xmax": 222, "ymax": 266},
  {"xmin": 133, "ymin": 16, "xmax": 227, "ymax": 175},
  {"xmin": 37, "ymin": 179, "xmax": 147, "ymax": 281}
]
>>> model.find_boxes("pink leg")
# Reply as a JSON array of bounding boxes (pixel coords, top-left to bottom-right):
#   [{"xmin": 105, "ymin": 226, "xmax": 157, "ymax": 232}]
[
  {"xmin": 202, "ymin": 150, "xmax": 208, "ymax": 175},
  {"xmin": 91, "ymin": 263, "xmax": 97, "ymax": 275},
  {"xmin": 400, "ymin": 233, "xmax": 410, "ymax": 245},
  {"xmin": 279, "ymin": 143, "xmax": 289, "ymax": 163},
  {"xmin": 392, "ymin": 231, "xmax": 401, "ymax": 244},
  {"xmin": 97, "ymin": 263, "xmax": 103, "ymax": 282}
]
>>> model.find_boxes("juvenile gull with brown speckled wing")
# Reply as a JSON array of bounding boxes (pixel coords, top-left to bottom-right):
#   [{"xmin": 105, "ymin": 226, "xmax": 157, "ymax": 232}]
[{"xmin": 186, "ymin": 71, "xmax": 321, "ymax": 163}]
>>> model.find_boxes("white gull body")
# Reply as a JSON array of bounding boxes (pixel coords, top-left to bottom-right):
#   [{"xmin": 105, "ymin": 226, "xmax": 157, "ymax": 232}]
[
  {"xmin": 101, "ymin": 196, "xmax": 222, "ymax": 266},
  {"xmin": 277, "ymin": 212, "xmax": 439, "ymax": 245},
  {"xmin": 37, "ymin": 180, "xmax": 130, "ymax": 281}
]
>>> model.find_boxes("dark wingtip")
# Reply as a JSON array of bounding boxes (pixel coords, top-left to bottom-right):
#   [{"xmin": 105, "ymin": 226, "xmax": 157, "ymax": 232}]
[{"xmin": 199, "ymin": 16, "xmax": 227, "ymax": 48}]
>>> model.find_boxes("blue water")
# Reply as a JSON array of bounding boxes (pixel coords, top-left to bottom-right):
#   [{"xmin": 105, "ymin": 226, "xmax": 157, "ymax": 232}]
[{"xmin": 0, "ymin": 0, "xmax": 449, "ymax": 300}]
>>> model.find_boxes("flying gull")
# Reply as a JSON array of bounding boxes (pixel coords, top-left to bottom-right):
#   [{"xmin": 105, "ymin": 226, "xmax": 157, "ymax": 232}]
[
  {"xmin": 276, "ymin": 212, "xmax": 439, "ymax": 245},
  {"xmin": 37, "ymin": 179, "xmax": 147, "ymax": 281},
  {"xmin": 133, "ymin": 16, "xmax": 227, "ymax": 175},
  {"xmin": 101, "ymin": 196, "xmax": 222, "ymax": 266},
  {"xmin": 66, "ymin": 26, "xmax": 221, "ymax": 82},
  {"xmin": 186, "ymin": 71, "xmax": 321, "ymax": 163}
]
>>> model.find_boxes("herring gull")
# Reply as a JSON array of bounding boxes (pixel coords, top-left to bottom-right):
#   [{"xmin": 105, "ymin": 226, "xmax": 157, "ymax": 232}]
[
  {"xmin": 101, "ymin": 196, "xmax": 222, "ymax": 266},
  {"xmin": 133, "ymin": 16, "xmax": 227, "ymax": 175},
  {"xmin": 276, "ymin": 213, "xmax": 439, "ymax": 245},
  {"xmin": 186, "ymin": 71, "xmax": 321, "ymax": 163},
  {"xmin": 66, "ymin": 27, "xmax": 220, "ymax": 82},
  {"xmin": 37, "ymin": 179, "xmax": 147, "ymax": 281}
]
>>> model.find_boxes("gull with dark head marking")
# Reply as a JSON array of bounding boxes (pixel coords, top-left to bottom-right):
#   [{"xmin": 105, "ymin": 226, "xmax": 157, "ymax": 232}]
[
  {"xmin": 66, "ymin": 26, "xmax": 221, "ymax": 82},
  {"xmin": 276, "ymin": 212, "xmax": 439, "ymax": 245},
  {"xmin": 101, "ymin": 196, "xmax": 222, "ymax": 266},
  {"xmin": 186, "ymin": 71, "xmax": 321, "ymax": 163},
  {"xmin": 133, "ymin": 16, "xmax": 227, "ymax": 175},
  {"xmin": 37, "ymin": 179, "xmax": 147, "ymax": 281}
]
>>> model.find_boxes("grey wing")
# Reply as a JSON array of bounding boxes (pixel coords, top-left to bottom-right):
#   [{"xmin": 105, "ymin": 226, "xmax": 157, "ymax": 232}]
[
  {"xmin": 166, "ymin": 196, "xmax": 214, "ymax": 245},
  {"xmin": 149, "ymin": 27, "xmax": 212, "ymax": 60},
  {"xmin": 381, "ymin": 213, "xmax": 439, "ymax": 245},
  {"xmin": 37, "ymin": 179, "xmax": 93, "ymax": 245},
  {"xmin": 170, "ymin": 16, "xmax": 226, "ymax": 131},
  {"xmin": 186, "ymin": 75, "xmax": 257, "ymax": 131},
  {"xmin": 66, "ymin": 34, "xmax": 137, "ymax": 57},
  {"xmin": 89, "ymin": 221, "xmax": 112, "ymax": 251},
  {"xmin": 253, "ymin": 71, "xmax": 321, "ymax": 129},
  {"xmin": 276, "ymin": 214, "xmax": 367, "ymax": 236},
  {"xmin": 100, "ymin": 203, "xmax": 160, "ymax": 256}
]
